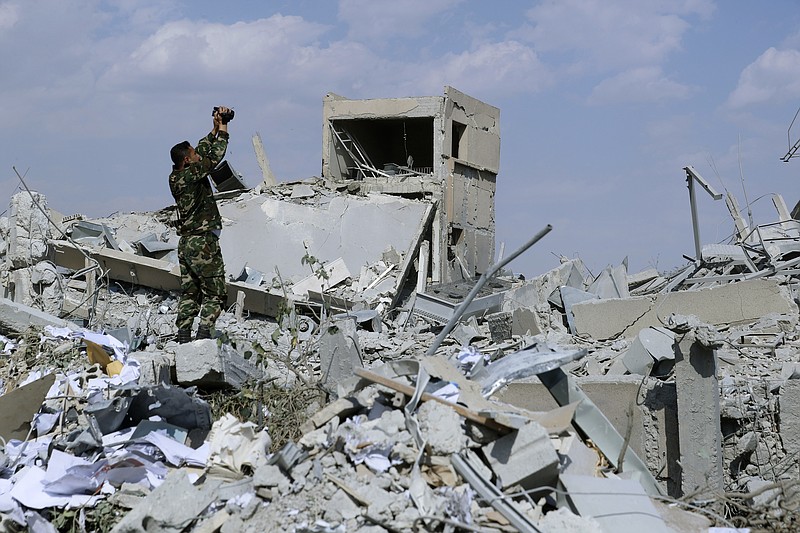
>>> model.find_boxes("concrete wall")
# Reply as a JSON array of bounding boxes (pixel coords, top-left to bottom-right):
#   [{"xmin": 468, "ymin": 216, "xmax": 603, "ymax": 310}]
[{"xmin": 443, "ymin": 86, "xmax": 500, "ymax": 173}]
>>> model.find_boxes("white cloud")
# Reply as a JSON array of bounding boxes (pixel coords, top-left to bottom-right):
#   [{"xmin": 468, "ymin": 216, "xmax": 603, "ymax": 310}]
[
  {"xmin": 111, "ymin": 15, "xmax": 332, "ymax": 78},
  {"xmin": 726, "ymin": 47, "xmax": 800, "ymax": 108},
  {"xmin": 338, "ymin": 0, "xmax": 463, "ymax": 43},
  {"xmin": 516, "ymin": 0, "xmax": 713, "ymax": 72},
  {"xmin": 588, "ymin": 66, "xmax": 692, "ymax": 105},
  {"xmin": 398, "ymin": 40, "xmax": 553, "ymax": 97},
  {"xmin": 0, "ymin": 2, "xmax": 19, "ymax": 30}
]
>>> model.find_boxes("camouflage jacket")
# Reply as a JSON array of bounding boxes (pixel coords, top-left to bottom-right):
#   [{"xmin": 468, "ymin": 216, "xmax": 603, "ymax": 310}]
[{"xmin": 169, "ymin": 131, "xmax": 229, "ymax": 236}]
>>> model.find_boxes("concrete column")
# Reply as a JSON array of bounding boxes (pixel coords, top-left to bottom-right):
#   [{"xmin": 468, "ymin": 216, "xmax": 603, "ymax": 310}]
[{"xmin": 674, "ymin": 327, "xmax": 723, "ymax": 498}]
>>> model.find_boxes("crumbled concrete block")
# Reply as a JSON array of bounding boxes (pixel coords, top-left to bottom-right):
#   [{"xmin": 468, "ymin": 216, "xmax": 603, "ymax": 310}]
[
  {"xmin": 486, "ymin": 311, "xmax": 512, "ymax": 343},
  {"xmin": 327, "ymin": 489, "xmax": 361, "ymax": 521},
  {"xmin": 623, "ymin": 327, "xmax": 675, "ymax": 375},
  {"xmin": 299, "ymin": 396, "xmax": 362, "ymax": 434},
  {"xmin": 538, "ymin": 507, "xmax": 602, "ymax": 533},
  {"xmin": 7, "ymin": 191, "xmax": 51, "ymax": 269},
  {"xmin": 482, "ymin": 421, "xmax": 559, "ymax": 490},
  {"xmin": 174, "ymin": 340, "xmax": 263, "ymax": 389},
  {"xmin": 417, "ymin": 400, "xmax": 466, "ymax": 455},
  {"xmin": 253, "ymin": 464, "xmax": 291, "ymax": 493},
  {"xmin": 736, "ymin": 431, "xmax": 758, "ymax": 455},
  {"xmin": 746, "ymin": 476, "xmax": 783, "ymax": 507}
]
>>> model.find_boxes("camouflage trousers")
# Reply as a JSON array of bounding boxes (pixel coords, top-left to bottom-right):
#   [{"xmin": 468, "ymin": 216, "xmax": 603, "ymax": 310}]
[{"xmin": 176, "ymin": 233, "xmax": 226, "ymax": 331}]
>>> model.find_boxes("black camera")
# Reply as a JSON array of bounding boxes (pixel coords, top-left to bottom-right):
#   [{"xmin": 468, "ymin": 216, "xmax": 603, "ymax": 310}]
[{"xmin": 213, "ymin": 106, "xmax": 235, "ymax": 124}]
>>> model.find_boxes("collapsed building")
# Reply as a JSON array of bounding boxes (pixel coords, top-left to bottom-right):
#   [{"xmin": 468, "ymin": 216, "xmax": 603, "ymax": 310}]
[{"xmin": 0, "ymin": 87, "xmax": 798, "ymax": 532}]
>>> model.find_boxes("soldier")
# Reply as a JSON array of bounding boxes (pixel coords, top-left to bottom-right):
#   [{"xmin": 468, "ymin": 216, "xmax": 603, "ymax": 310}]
[{"xmin": 168, "ymin": 106, "xmax": 233, "ymax": 342}]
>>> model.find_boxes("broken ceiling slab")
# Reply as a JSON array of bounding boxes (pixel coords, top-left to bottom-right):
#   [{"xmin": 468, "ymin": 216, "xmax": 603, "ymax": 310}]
[
  {"xmin": 218, "ymin": 192, "xmax": 431, "ymax": 292},
  {"xmin": 51, "ymin": 239, "xmax": 181, "ymax": 291},
  {"xmin": 571, "ymin": 278, "xmax": 798, "ymax": 341}
]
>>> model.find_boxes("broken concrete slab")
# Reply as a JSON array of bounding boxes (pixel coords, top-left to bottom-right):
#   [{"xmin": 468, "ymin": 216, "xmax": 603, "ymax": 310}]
[
  {"xmin": 0, "ymin": 297, "xmax": 73, "ymax": 336},
  {"xmin": 130, "ymin": 350, "xmax": 173, "ymax": 386},
  {"xmin": 0, "ymin": 373, "xmax": 55, "ymax": 441},
  {"xmin": 495, "ymin": 375, "xmax": 678, "ymax": 495},
  {"xmin": 52, "ymin": 239, "xmax": 181, "ymax": 291},
  {"xmin": 571, "ymin": 279, "xmax": 798, "ymax": 340},
  {"xmin": 622, "ymin": 326, "xmax": 675, "ymax": 375},
  {"xmin": 559, "ymin": 474, "xmax": 671, "ymax": 533}
]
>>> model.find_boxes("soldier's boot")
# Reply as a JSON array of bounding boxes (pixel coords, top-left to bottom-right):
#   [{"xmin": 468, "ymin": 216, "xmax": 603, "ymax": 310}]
[
  {"xmin": 196, "ymin": 325, "xmax": 212, "ymax": 340},
  {"xmin": 177, "ymin": 328, "xmax": 192, "ymax": 344}
]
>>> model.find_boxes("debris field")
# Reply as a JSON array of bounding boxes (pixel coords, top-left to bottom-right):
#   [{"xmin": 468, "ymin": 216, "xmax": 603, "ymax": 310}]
[{"xmin": 1, "ymin": 88, "xmax": 799, "ymax": 532}]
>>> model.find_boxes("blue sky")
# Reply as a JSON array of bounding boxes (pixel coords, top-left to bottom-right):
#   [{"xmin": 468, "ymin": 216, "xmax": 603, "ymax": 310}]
[{"xmin": 2, "ymin": 0, "xmax": 799, "ymax": 278}]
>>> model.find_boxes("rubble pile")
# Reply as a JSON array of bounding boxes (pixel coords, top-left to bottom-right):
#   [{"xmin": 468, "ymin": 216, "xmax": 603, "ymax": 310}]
[{"xmin": 1, "ymin": 86, "xmax": 800, "ymax": 531}]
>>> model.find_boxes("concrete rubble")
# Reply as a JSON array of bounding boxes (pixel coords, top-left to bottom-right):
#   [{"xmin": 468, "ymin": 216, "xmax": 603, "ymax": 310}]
[{"xmin": 0, "ymin": 87, "xmax": 799, "ymax": 532}]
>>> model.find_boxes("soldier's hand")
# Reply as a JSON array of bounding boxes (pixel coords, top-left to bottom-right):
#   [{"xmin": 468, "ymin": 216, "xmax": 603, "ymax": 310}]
[{"xmin": 213, "ymin": 106, "xmax": 231, "ymax": 131}]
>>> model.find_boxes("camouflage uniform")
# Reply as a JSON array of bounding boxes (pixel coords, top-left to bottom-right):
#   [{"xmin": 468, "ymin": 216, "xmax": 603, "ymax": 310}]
[{"xmin": 169, "ymin": 131, "xmax": 229, "ymax": 332}]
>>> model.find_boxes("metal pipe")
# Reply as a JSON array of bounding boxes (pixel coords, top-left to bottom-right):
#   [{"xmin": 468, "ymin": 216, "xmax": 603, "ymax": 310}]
[{"xmin": 425, "ymin": 224, "xmax": 552, "ymax": 356}]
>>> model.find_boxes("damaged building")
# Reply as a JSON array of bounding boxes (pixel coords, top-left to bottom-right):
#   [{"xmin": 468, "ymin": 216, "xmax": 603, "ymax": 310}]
[
  {"xmin": 0, "ymin": 87, "xmax": 798, "ymax": 532},
  {"xmin": 322, "ymin": 86, "xmax": 500, "ymax": 284}
]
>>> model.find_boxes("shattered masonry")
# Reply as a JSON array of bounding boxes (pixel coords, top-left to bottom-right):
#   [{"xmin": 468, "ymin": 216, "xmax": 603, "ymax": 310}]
[{"xmin": 0, "ymin": 86, "xmax": 799, "ymax": 532}]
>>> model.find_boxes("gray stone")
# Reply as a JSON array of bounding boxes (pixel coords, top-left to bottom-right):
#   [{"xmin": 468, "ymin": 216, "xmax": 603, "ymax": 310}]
[
  {"xmin": 174, "ymin": 340, "xmax": 263, "ymax": 389},
  {"xmin": 110, "ymin": 470, "xmax": 222, "ymax": 533},
  {"xmin": 737, "ymin": 431, "xmax": 758, "ymax": 455},
  {"xmin": 482, "ymin": 421, "xmax": 559, "ymax": 490},
  {"xmin": 318, "ymin": 317, "xmax": 362, "ymax": 390},
  {"xmin": 131, "ymin": 350, "xmax": 173, "ymax": 385}
]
